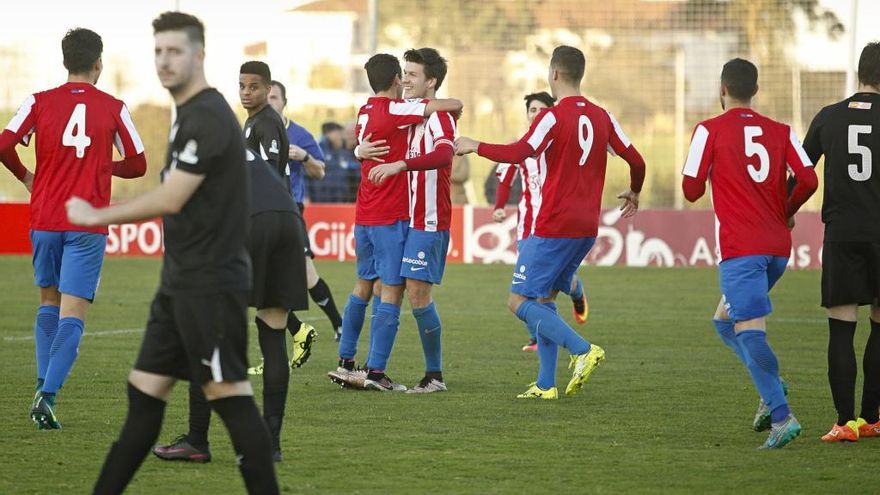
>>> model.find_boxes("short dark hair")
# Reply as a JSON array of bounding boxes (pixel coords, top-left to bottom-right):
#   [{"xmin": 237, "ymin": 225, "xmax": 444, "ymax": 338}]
[
  {"xmin": 858, "ymin": 42, "xmax": 880, "ymax": 88},
  {"xmin": 271, "ymin": 80, "xmax": 287, "ymax": 103},
  {"xmin": 721, "ymin": 58, "xmax": 759, "ymax": 100},
  {"xmin": 364, "ymin": 53, "xmax": 401, "ymax": 93},
  {"xmin": 240, "ymin": 61, "xmax": 271, "ymax": 85},
  {"xmin": 152, "ymin": 11, "xmax": 205, "ymax": 46},
  {"xmin": 61, "ymin": 28, "xmax": 103, "ymax": 74},
  {"xmin": 550, "ymin": 45, "xmax": 585, "ymax": 84},
  {"xmin": 524, "ymin": 91, "xmax": 555, "ymax": 110},
  {"xmin": 322, "ymin": 122, "xmax": 343, "ymax": 134},
  {"xmin": 403, "ymin": 47, "xmax": 448, "ymax": 91}
]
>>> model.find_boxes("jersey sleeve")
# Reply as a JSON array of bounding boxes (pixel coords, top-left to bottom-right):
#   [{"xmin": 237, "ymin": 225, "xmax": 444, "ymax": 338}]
[
  {"xmin": 801, "ymin": 107, "xmax": 827, "ymax": 164},
  {"xmin": 606, "ymin": 112, "xmax": 633, "ymax": 156},
  {"xmin": 428, "ymin": 111, "xmax": 457, "ymax": 149},
  {"xmin": 388, "ymin": 98, "xmax": 428, "ymax": 127},
  {"xmin": 296, "ymin": 128, "xmax": 325, "ymax": 162},
  {"xmin": 174, "ymin": 110, "xmax": 231, "ymax": 175},
  {"xmin": 681, "ymin": 124, "xmax": 712, "ymax": 181},
  {"xmin": 112, "ymin": 102, "xmax": 146, "ymax": 158},
  {"xmin": 256, "ymin": 120, "xmax": 285, "ymax": 169},
  {"xmin": 4, "ymin": 94, "xmax": 37, "ymax": 146},
  {"xmin": 785, "ymin": 127, "xmax": 814, "ymax": 173},
  {"xmin": 523, "ymin": 108, "xmax": 557, "ymax": 156},
  {"xmin": 495, "ymin": 162, "xmax": 518, "ymax": 186}
]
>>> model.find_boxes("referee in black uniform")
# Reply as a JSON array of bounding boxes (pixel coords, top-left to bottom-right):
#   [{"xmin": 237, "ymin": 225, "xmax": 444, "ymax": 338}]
[
  {"xmin": 68, "ymin": 12, "xmax": 278, "ymax": 494},
  {"xmin": 802, "ymin": 42, "xmax": 880, "ymax": 440}
]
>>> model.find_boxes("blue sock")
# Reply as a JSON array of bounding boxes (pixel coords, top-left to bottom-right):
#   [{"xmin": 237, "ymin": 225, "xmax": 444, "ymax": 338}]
[
  {"xmin": 42, "ymin": 317, "xmax": 84, "ymax": 394},
  {"xmin": 712, "ymin": 319, "xmax": 747, "ymax": 365},
  {"xmin": 365, "ymin": 303, "xmax": 401, "ymax": 371},
  {"xmin": 34, "ymin": 305, "xmax": 60, "ymax": 383},
  {"xmin": 516, "ymin": 300, "xmax": 590, "ymax": 355},
  {"xmin": 570, "ymin": 277, "xmax": 584, "ymax": 301},
  {"xmin": 339, "ymin": 294, "xmax": 368, "ymax": 360},
  {"xmin": 536, "ymin": 301, "xmax": 560, "ymax": 390},
  {"xmin": 736, "ymin": 330, "xmax": 788, "ymax": 417},
  {"xmin": 368, "ymin": 295, "xmax": 381, "ymax": 357},
  {"xmin": 413, "ymin": 303, "xmax": 442, "ymax": 373}
]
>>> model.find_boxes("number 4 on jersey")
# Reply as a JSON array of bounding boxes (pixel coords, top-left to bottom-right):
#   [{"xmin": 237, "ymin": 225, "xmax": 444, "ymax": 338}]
[{"xmin": 62, "ymin": 103, "xmax": 92, "ymax": 158}]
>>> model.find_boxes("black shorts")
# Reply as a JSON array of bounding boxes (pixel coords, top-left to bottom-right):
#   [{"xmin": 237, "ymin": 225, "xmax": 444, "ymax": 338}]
[
  {"xmin": 134, "ymin": 290, "xmax": 250, "ymax": 384},
  {"xmin": 249, "ymin": 210, "xmax": 309, "ymax": 311},
  {"xmin": 297, "ymin": 203, "xmax": 314, "ymax": 259},
  {"xmin": 821, "ymin": 241, "xmax": 880, "ymax": 307}
]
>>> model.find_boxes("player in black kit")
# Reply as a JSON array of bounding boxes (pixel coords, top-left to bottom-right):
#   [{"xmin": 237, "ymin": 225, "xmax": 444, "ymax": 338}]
[
  {"xmin": 240, "ymin": 60, "xmax": 317, "ymax": 367},
  {"xmin": 67, "ymin": 12, "xmax": 279, "ymax": 494},
  {"xmin": 802, "ymin": 42, "xmax": 880, "ymax": 442}
]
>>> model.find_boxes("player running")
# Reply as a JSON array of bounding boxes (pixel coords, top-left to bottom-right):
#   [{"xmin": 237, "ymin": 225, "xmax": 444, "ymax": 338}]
[
  {"xmin": 456, "ymin": 45, "xmax": 646, "ymax": 400},
  {"xmin": 800, "ymin": 43, "xmax": 880, "ymax": 443},
  {"xmin": 328, "ymin": 53, "xmax": 462, "ymax": 391},
  {"xmin": 681, "ymin": 58, "xmax": 818, "ymax": 449},
  {"xmin": 492, "ymin": 91, "xmax": 589, "ymax": 352},
  {"xmin": 0, "ymin": 28, "xmax": 146, "ymax": 429}
]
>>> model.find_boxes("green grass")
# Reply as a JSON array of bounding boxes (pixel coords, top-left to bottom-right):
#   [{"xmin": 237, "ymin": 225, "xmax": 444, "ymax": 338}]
[{"xmin": 0, "ymin": 257, "xmax": 875, "ymax": 494}]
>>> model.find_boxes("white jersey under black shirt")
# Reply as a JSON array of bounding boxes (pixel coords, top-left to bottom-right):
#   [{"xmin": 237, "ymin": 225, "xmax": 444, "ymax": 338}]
[{"xmin": 160, "ymin": 88, "xmax": 251, "ymax": 294}]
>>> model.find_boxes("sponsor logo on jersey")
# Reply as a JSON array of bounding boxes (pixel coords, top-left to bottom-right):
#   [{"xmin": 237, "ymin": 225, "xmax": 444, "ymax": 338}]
[
  {"xmin": 178, "ymin": 139, "xmax": 199, "ymax": 164},
  {"xmin": 849, "ymin": 101, "xmax": 873, "ymax": 110},
  {"xmin": 402, "ymin": 256, "xmax": 428, "ymax": 266},
  {"xmin": 269, "ymin": 139, "xmax": 279, "ymax": 154}
]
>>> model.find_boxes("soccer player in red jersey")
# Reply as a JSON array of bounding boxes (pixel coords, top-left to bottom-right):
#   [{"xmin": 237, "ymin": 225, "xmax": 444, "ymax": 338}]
[
  {"xmin": 681, "ymin": 58, "xmax": 818, "ymax": 449},
  {"xmin": 0, "ymin": 28, "xmax": 146, "ymax": 429},
  {"xmin": 366, "ymin": 47, "xmax": 458, "ymax": 393},
  {"xmin": 328, "ymin": 53, "xmax": 462, "ymax": 391},
  {"xmin": 493, "ymin": 91, "xmax": 590, "ymax": 352},
  {"xmin": 456, "ymin": 45, "xmax": 646, "ymax": 399}
]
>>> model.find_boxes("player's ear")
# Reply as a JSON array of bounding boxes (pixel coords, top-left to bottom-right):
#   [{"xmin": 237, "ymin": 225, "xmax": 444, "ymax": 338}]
[{"xmin": 426, "ymin": 77, "xmax": 437, "ymax": 90}]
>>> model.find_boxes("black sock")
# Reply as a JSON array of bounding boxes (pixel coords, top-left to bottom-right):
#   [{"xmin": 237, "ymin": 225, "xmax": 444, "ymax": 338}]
[
  {"xmin": 286, "ymin": 312, "xmax": 303, "ymax": 339},
  {"xmin": 860, "ymin": 319, "xmax": 880, "ymax": 423},
  {"xmin": 309, "ymin": 278, "xmax": 343, "ymax": 329},
  {"xmin": 256, "ymin": 317, "xmax": 289, "ymax": 451},
  {"xmin": 828, "ymin": 318, "xmax": 857, "ymax": 425},
  {"xmin": 187, "ymin": 381, "xmax": 211, "ymax": 447},
  {"xmin": 93, "ymin": 383, "xmax": 166, "ymax": 495},
  {"xmin": 339, "ymin": 358, "xmax": 354, "ymax": 371},
  {"xmin": 210, "ymin": 395, "xmax": 279, "ymax": 495}
]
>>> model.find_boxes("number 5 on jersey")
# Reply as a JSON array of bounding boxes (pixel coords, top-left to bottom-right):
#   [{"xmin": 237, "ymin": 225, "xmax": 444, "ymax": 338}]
[{"xmin": 63, "ymin": 103, "xmax": 91, "ymax": 158}]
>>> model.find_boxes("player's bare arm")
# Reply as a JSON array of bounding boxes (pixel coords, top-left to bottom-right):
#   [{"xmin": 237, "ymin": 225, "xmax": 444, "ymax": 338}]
[
  {"xmin": 0, "ymin": 131, "xmax": 34, "ymax": 191},
  {"xmin": 617, "ymin": 189, "xmax": 640, "ymax": 218},
  {"xmin": 454, "ymin": 136, "xmax": 479, "ymax": 155},
  {"xmin": 424, "ymin": 98, "xmax": 463, "ymax": 116},
  {"xmin": 66, "ymin": 168, "xmax": 205, "ymax": 226}
]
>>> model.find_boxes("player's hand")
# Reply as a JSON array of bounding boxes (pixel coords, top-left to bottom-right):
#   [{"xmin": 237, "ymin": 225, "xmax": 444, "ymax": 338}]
[
  {"xmin": 787, "ymin": 216, "xmax": 796, "ymax": 231},
  {"xmin": 357, "ymin": 133, "xmax": 390, "ymax": 162},
  {"xmin": 368, "ymin": 161, "xmax": 406, "ymax": 185},
  {"xmin": 617, "ymin": 189, "xmax": 639, "ymax": 218},
  {"xmin": 22, "ymin": 170, "xmax": 34, "ymax": 193},
  {"xmin": 66, "ymin": 196, "xmax": 99, "ymax": 226},
  {"xmin": 454, "ymin": 137, "xmax": 479, "ymax": 156},
  {"xmin": 492, "ymin": 208, "xmax": 506, "ymax": 223},
  {"xmin": 289, "ymin": 144, "xmax": 308, "ymax": 161}
]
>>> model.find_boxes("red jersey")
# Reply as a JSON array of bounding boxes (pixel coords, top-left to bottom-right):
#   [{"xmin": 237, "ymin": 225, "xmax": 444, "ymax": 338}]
[
  {"xmin": 515, "ymin": 96, "xmax": 633, "ymax": 237},
  {"xmin": 406, "ymin": 111, "xmax": 455, "ymax": 231},
  {"xmin": 496, "ymin": 153, "xmax": 547, "ymax": 240},
  {"xmin": 4, "ymin": 82, "xmax": 144, "ymax": 234},
  {"xmin": 681, "ymin": 108, "xmax": 814, "ymax": 260},
  {"xmin": 354, "ymin": 97, "xmax": 426, "ymax": 226}
]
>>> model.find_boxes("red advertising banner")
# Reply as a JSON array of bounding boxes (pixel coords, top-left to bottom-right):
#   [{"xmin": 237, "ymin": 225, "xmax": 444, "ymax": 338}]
[{"xmin": 0, "ymin": 202, "xmax": 824, "ymax": 269}]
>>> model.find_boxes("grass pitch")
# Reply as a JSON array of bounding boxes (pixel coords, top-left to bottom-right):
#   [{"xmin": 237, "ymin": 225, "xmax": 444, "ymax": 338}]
[{"xmin": 0, "ymin": 257, "xmax": 875, "ymax": 494}]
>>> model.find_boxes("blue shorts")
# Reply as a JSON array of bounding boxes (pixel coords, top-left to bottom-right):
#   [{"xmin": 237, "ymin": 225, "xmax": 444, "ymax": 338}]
[
  {"xmin": 31, "ymin": 230, "xmax": 107, "ymax": 301},
  {"xmin": 719, "ymin": 255, "xmax": 788, "ymax": 322},
  {"xmin": 511, "ymin": 236, "xmax": 595, "ymax": 299},
  {"xmin": 354, "ymin": 221, "xmax": 409, "ymax": 286},
  {"xmin": 401, "ymin": 229, "xmax": 450, "ymax": 285}
]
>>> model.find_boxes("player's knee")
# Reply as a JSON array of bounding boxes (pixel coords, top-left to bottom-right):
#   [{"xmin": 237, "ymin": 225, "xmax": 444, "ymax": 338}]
[
  {"xmin": 382, "ymin": 284, "xmax": 405, "ymax": 306},
  {"xmin": 406, "ymin": 279, "xmax": 432, "ymax": 308},
  {"xmin": 713, "ymin": 298, "xmax": 729, "ymax": 320},
  {"xmin": 255, "ymin": 307, "xmax": 287, "ymax": 329},
  {"xmin": 507, "ymin": 293, "xmax": 525, "ymax": 315},
  {"xmin": 827, "ymin": 304, "xmax": 859, "ymax": 322},
  {"xmin": 305, "ymin": 259, "xmax": 319, "ymax": 288},
  {"xmin": 734, "ymin": 317, "xmax": 766, "ymax": 332},
  {"xmin": 353, "ymin": 279, "xmax": 375, "ymax": 300},
  {"xmin": 59, "ymin": 293, "xmax": 90, "ymax": 320},
  {"xmin": 128, "ymin": 369, "xmax": 175, "ymax": 402},
  {"xmin": 39, "ymin": 287, "xmax": 61, "ymax": 306}
]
